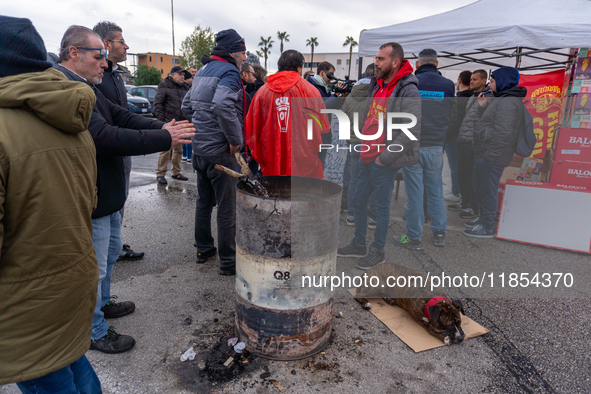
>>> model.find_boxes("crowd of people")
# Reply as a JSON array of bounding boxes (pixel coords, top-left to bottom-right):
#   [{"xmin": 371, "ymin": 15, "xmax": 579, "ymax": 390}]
[{"xmin": 0, "ymin": 15, "xmax": 527, "ymax": 392}]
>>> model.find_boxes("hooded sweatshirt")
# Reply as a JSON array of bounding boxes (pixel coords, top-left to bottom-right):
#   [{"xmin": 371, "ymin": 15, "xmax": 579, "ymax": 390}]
[
  {"xmin": 245, "ymin": 71, "xmax": 329, "ymax": 178},
  {"xmin": 0, "ymin": 68, "xmax": 98, "ymax": 384},
  {"xmin": 473, "ymin": 67, "xmax": 528, "ymax": 166}
]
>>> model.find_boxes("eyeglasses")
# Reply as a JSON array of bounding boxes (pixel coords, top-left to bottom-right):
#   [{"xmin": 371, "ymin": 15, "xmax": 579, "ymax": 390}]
[
  {"xmin": 66, "ymin": 47, "xmax": 109, "ymax": 59},
  {"xmin": 109, "ymin": 39, "xmax": 126, "ymax": 45}
]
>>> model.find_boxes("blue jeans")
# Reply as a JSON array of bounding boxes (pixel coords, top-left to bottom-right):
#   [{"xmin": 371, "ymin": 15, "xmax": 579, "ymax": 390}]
[
  {"xmin": 402, "ymin": 146, "xmax": 447, "ymax": 240},
  {"xmin": 347, "ymin": 147, "xmax": 375, "ymax": 219},
  {"xmin": 182, "ymin": 142, "xmax": 192, "ymax": 159},
  {"xmin": 91, "ymin": 212, "xmax": 123, "ymax": 340},
  {"xmin": 17, "ymin": 355, "xmax": 102, "ymax": 394},
  {"xmin": 352, "ymin": 159, "xmax": 397, "ymax": 250},
  {"xmin": 445, "ymin": 137, "xmax": 459, "ymax": 195},
  {"xmin": 472, "ymin": 157, "xmax": 506, "ymax": 231}
]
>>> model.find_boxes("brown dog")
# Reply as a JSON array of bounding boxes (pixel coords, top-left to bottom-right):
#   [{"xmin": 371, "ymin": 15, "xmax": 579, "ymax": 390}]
[{"xmin": 355, "ymin": 262, "xmax": 465, "ymax": 345}]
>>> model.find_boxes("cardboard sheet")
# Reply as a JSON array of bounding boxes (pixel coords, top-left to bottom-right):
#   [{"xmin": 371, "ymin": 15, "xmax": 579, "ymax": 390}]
[{"xmin": 348, "ymin": 289, "xmax": 489, "ymax": 352}]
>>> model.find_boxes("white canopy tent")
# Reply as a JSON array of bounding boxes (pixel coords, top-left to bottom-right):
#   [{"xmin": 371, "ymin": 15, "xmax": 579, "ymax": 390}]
[{"xmin": 358, "ymin": 0, "xmax": 591, "ymax": 73}]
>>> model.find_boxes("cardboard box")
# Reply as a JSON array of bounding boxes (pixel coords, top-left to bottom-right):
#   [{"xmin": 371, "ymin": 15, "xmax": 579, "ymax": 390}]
[
  {"xmin": 517, "ymin": 158, "xmax": 544, "ymax": 181},
  {"xmin": 552, "ymin": 127, "xmax": 591, "ymax": 164},
  {"xmin": 549, "ymin": 160, "xmax": 591, "ymax": 187}
]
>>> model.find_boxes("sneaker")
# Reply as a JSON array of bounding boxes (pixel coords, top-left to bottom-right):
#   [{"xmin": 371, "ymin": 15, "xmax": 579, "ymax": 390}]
[
  {"xmin": 463, "ymin": 224, "xmax": 495, "ymax": 238},
  {"xmin": 172, "ymin": 173, "xmax": 188, "ymax": 181},
  {"xmin": 337, "ymin": 241, "xmax": 368, "ymax": 258},
  {"xmin": 197, "ymin": 247, "xmax": 217, "ymax": 264},
  {"xmin": 459, "ymin": 208, "xmax": 478, "ymax": 219},
  {"xmin": 392, "ymin": 234, "xmax": 423, "ymax": 250},
  {"xmin": 346, "ymin": 216, "xmax": 355, "ymax": 226},
  {"xmin": 368, "ymin": 217, "xmax": 377, "ymax": 230},
  {"xmin": 157, "ymin": 176, "xmax": 167, "ymax": 185},
  {"xmin": 464, "ymin": 217, "xmax": 481, "ymax": 229},
  {"xmin": 182, "ymin": 157, "xmax": 188, "ymax": 162},
  {"xmin": 117, "ymin": 244, "xmax": 144, "ymax": 261},
  {"xmin": 186, "ymin": 158, "xmax": 192, "ymax": 164},
  {"xmin": 432, "ymin": 231, "xmax": 445, "ymax": 247},
  {"xmin": 101, "ymin": 296, "xmax": 135, "ymax": 319},
  {"xmin": 356, "ymin": 246, "xmax": 385, "ymax": 270},
  {"xmin": 447, "ymin": 203, "xmax": 465, "ymax": 211},
  {"xmin": 219, "ymin": 267, "xmax": 236, "ymax": 276},
  {"xmin": 90, "ymin": 328, "xmax": 135, "ymax": 354},
  {"xmin": 444, "ymin": 193, "xmax": 461, "ymax": 202}
]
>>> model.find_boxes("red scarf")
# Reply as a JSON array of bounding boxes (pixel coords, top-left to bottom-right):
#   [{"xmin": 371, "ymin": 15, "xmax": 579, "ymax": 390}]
[{"xmin": 361, "ymin": 60, "xmax": 414, "ymax": 163}]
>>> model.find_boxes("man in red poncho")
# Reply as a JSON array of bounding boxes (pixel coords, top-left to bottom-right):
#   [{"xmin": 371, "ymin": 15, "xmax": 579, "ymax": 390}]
[{"xmin": 245, "ymin": 50, "xmax": 329, "ymax": 178}]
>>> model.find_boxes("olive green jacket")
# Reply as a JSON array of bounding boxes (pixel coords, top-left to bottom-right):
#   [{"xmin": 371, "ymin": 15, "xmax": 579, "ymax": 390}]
[{"xmin": 0, "ymin": 68, "xmax": 98, "ymax": 384}]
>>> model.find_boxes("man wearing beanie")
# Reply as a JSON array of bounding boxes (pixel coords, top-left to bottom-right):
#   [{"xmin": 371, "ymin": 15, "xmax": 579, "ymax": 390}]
[
  {"xmin": 56, "ymin": 24, "xmax": 195, "ymax": 354},
  {"xmin": 464, "ymin": 66, "xmax": 527, "ymax": 238},
  {"xmin": 0, "ymin": 16, "xmax": 101, "ymax": 392},
  {"xmin": 182, "ymin": 28, "xmax": 246, "ymax": 275},
  {"xmin": 93, "ymin": 21, "xmax": 146, "ymax": 264}
]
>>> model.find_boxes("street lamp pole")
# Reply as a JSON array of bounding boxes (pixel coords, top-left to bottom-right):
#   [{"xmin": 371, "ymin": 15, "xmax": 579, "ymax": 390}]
[{"xmin": 171, "ymin": 0, "xmax": 176, "ymax": 64}]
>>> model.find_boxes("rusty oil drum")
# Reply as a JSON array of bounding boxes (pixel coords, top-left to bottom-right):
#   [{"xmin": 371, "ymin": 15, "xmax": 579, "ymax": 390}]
[{"xmin": 235, "ymin": 176, "xmax": 341, "ymax": 360}]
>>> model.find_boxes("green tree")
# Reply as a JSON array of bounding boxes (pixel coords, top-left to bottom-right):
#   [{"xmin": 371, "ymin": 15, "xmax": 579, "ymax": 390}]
[
  {"xmin": 343, "ymin": 36, "xmax": 358, "ymax": 78},
  {"xmin": 134, "ymin": 64, "xmax": 162, "ymax": 86},
  {"xmin": 258, "ymin": 36, "xmax": 274, "ymax": 70},
  {"xmin": 277, "ymin": 31, "xmax": 290, "ymax": 54},
  {"xmin": 306, "ymin": 37, "xmax": 319, "ymax": 71},
  {"xmin": 179, "ymin": 25, "xmax": 215, "ymax": 70}
]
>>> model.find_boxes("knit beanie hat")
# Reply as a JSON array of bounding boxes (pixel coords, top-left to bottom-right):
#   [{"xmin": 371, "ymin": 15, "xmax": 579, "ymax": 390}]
[
  {"xmin": 0, "ymin": 16, "xmax": 52, "ymax": 77},
  {"xmin": 215, "ymin": 29, "xmax": 246, "ymax": 53}
]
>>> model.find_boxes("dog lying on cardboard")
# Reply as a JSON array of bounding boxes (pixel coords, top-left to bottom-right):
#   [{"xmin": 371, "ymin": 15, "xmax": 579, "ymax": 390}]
[{"xmin": 355, "ymin": 262, "xmax": 465, "ymax": 345}]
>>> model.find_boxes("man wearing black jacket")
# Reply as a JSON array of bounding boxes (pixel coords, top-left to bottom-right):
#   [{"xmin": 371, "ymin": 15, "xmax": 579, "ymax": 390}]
[
  {"xmin": 464, "ymin": 67, "xmax": 526, "ymax": 238},
  {"xmin": 57, "ymin": 25, "xmax": 195, "ymax": 354},
  {"xmin": 93, "ymin": 21, "xmax": 144, "ymax": 263}
]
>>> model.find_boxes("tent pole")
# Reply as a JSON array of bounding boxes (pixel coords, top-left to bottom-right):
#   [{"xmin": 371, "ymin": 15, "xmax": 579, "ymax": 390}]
[
  {"xmin": 358, "ymin": 56, "xmax": 363, "ymax": 80},
  {"xmin": 515, "ymin": 47, "xmax": 522, "ymax": 69}
]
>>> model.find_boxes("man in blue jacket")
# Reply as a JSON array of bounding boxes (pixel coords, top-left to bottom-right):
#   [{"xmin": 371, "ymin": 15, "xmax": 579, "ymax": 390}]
[
  {"xmin": 393, "ymin": 49, "xmax": 454, "ymax": 250},
  {"xmin": 182, "ymin": 29, "xmax": 246, "ymax": 276}
]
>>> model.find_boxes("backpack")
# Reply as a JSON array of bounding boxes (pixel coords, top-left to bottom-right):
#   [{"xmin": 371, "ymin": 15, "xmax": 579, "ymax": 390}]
[{"xmin": 515, "ymin": 102, "xmax": 537, "ymax": 157}]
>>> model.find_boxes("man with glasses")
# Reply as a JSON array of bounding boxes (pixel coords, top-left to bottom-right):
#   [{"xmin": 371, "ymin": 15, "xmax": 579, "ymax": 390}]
[
  {"xmin": 57, "ymin": 25, "xmax": 195, "ymax": 354},
  {"xmin": 93, "ymin": 21, "xmax": 146, "ymax": 265}
]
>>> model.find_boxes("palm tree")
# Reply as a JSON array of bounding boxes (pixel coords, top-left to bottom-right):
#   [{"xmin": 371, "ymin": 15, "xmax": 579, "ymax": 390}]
[
  {"xmin": 258, "ymin": 36, "xmax": 274, "ymax": 70},
  {"xmin": 277, "ymin": 31, "xmax": 290, "ymax": 54},
  {"xmin": 343, "ymin": 36, "xmax": 358, "ymax": 78},
  {"xmin": 306, "ymin": 37, "xmax": 319, "ymax": 71}
]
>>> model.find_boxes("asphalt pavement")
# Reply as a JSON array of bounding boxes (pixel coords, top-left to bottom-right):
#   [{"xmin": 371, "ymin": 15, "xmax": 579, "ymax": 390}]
[{"xmin": 2, "ymin": 153, "xmax": 589, "ymax": 394}]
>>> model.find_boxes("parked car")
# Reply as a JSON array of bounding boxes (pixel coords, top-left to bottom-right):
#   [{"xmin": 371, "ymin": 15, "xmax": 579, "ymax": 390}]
[
  {"xmin": 124, "ymin": 84, "xmax": 134, "ymax": 93},
  {"xmin": 127, "ymin": 93, "xmax": 151, "ymax": 116},
  {"xmin": 128, "ymin": 85, "xmax": 158, "ymax": 108}
]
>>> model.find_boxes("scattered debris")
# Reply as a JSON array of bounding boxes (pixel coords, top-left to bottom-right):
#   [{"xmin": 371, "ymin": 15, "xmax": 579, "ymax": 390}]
[
  {"xmin": 223, "ymin": 357, "xmax": 234, "ymax": 367},
  {"xmin": 227, "ymin": 337, "xmax": 238, "ymax": 347},
  {"xmin": 183, "ymin": 317, "xmax": 193, "ymax": 325},
  {"xmin": 192, "ymin": 332, "xmax": 223, "ymax": 337},
  {"xmin": 180, "ymin": 347, "xmax": 196, "ymax": 362},
  {"xmin": 233, "ymin": 342, "xmax": 246, "ymax": 353},
  {"xmin": 270, "ymin": 380, "xmax": 286, "ymax": 392},
  {"xmin": 291, "ymin": 370, "xmax": 296, "ymax": 375},
  {"xmin": 260, "ymin": 372, "xmax": 272, "ymax": 379}
]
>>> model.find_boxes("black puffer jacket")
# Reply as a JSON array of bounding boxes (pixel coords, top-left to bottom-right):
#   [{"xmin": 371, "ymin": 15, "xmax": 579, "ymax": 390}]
[
  {"xmin": 473, "ymin": 86, "xmax": 527, "ymax": 166},
  {"xmin": 457, "ymin": 89, "xmax": 492, "ymax": 147},
  {"xmin": 154, "ymin": 76, "xmax": 190, "ymax": 122}
]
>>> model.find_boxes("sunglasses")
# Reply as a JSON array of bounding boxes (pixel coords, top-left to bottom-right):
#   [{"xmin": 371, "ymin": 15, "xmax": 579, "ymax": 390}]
[{"xmin": 66, "ymin": 47, "xmax": 109, "ymax": 59}]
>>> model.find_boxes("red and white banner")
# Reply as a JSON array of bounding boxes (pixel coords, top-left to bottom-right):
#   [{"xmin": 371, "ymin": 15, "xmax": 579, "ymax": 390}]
[{"xmin": 518, "ymin": 70, "xmax": 566, "ymax": 158}]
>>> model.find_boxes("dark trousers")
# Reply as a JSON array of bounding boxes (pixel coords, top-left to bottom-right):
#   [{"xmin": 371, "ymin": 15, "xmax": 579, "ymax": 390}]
[
  {"xmin": 472, "ymin": 157, "xmax": 506, "ymax": 231},
  {"xmin": 193, "ymin": 153, "xmax": 237, "ymax": 269},
  {"xmin": 457, "ymin": 144, "xmax": 478, "ymax": 212}
]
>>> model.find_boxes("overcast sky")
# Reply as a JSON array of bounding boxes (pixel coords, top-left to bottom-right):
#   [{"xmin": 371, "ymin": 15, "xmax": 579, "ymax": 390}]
[{"xmin": 4, "ymin": 0, "xmax": 476, "ymax": 71}]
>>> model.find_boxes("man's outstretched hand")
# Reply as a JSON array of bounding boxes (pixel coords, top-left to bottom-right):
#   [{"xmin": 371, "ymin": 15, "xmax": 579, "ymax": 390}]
[{"xmin": 163, "ymin": 119, "xmax": 196, "ymax": 146}]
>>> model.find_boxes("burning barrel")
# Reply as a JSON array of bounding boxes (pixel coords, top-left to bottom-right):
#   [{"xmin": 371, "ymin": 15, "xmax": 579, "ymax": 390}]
[{"xmin": 235, "ymin": 176, "xmax": 341, "ymax": 360}]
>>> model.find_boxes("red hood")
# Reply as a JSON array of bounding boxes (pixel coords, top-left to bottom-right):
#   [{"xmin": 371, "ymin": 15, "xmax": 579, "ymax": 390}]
[
  {"xmin": 376, "ymin": 59, "xmax": 414, "ymax": 89},
  {"xmin": 265, "ymin": 71, "xmax": 302, "ymax": 93}
]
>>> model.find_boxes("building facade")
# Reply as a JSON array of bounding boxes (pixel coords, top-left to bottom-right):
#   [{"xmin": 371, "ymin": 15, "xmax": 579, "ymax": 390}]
[
  {"xmin": 303, "ymin": 52, "xmax": 375, "ymax": 81},
  {"xmin": 137, "ymin": 52, "xmax": 181, "ymax": 79}
]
